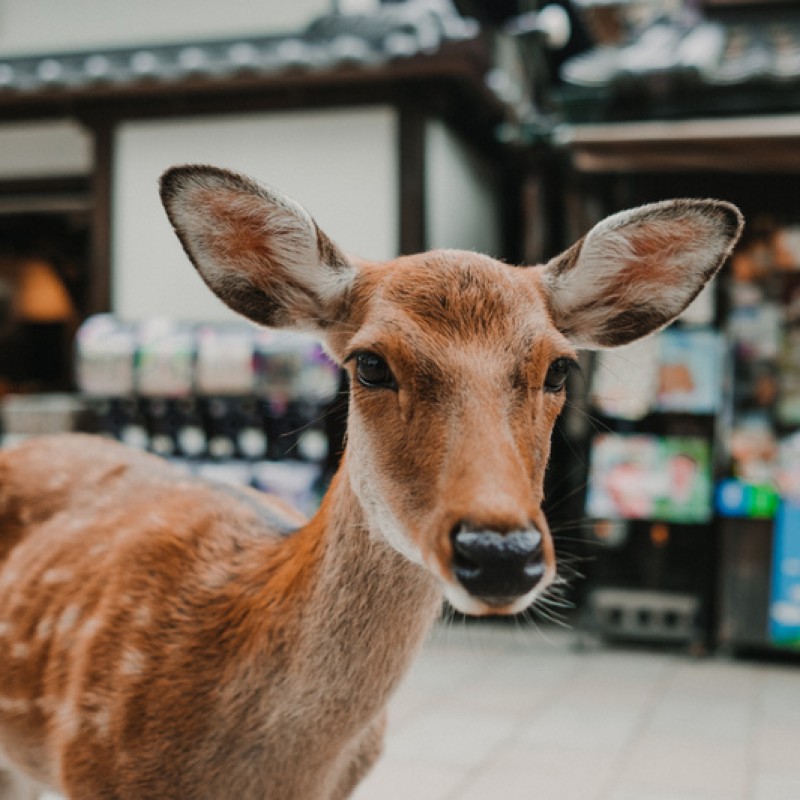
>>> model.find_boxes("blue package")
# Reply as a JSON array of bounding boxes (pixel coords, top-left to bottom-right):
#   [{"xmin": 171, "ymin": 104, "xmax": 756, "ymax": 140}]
[{"xmin": 769, "ymin": 501, "xmax": 800, "ymax": 648}]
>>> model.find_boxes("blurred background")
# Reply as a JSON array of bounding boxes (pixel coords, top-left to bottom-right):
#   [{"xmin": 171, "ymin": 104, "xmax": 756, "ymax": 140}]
[{"xmin": 0, "ymin": 0, "xmax": 798, "ymax": 661}]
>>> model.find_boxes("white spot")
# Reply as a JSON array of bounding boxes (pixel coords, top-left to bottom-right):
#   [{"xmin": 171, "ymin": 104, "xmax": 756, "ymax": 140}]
[
  {"xmin": 772, "ymin": 601, "xmax": 800, "ymax": 626},
  {"xmin": 78, "ymin": 616, "xmax": 103, "ymax": 641},
  {"xmin": 35, "ymin": 617, "xmax": 54, "ymax": 640},
  {"xmin": 41, "ymin": 568, "xmax": 73, "ymax": 585},
  {"xmin": 0, "ymin": 569, "xmax": 18, "ymax": 589},
  {"xmin": 119, "ymin": 648, "xmax": 145, "ymax": 677},
  {"xmin": 46, "ymin": 472, "xmax": 70, "ymax": 491},
  {"xmin": 54, "ymin": 703, "xmax": 80, "ymax": 738},
  {"xmin": 91, "ymin": 705, "xmax": 111, "ymax": 737},
  {"xmin": 88, "ymin": 543, "xmax": 109, "ymax": 558},
  {"xmin": 35, "ymin": 696, "xmax": 56, "ymax": 714},
  {"xmin": 11, "ymin": 641, "xmax": 30, "ymax": 659},
  {"xmin": 0, "ymin": 696, "xmax": 30, "ymax": 714},
  {"xmin": 57, "ymin": 604, "xmax": 82, "ymax": 635},
  {"xmin": 133, "ymin": 606, "xmax": 153, "ymax": 628},
  {"xmin": 144, "ymin": 512, "xmax": 169, "ymax": 529},
  {"xmin": 0, "ymin": 621, "xmax": 10, "ymax": 637}
]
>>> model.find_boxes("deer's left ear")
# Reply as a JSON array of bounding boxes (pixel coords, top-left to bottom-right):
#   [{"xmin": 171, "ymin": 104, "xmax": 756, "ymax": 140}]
[{"xmin": 539, "ymin": 199, "xmax": 743, "ymax": 348}]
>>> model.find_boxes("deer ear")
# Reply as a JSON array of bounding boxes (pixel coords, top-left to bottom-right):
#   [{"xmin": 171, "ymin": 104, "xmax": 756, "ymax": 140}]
[
  {"xmin": 540, "ymin": 199, "xmax": 743, "ymax": 348},
  {"xmin": 160, "ymin": 165, "xmax": 356, "ymax": 330}
]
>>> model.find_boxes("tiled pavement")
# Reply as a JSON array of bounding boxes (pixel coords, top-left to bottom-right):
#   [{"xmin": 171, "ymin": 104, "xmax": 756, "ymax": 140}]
[
  {"xmin": 352, "ymin": 623, "xmax": 800, "ymax": 800},
  {"xmin": 36, "ymin": 621, "xmax": 800, "ymax": 800}
]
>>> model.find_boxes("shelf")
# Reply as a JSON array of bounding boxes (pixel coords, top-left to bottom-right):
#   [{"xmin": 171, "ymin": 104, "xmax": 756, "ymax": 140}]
[{"xmin": 555, "ymin": 115, "xmax": 800, "ymax": 173}]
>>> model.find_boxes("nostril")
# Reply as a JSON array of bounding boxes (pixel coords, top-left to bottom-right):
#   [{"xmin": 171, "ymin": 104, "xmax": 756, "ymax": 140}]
[
  {"xmin": 506, "ymin": 529, "xmax": 543, "ymax": 564},
  {"xmin": 451, "ymin": 530, "xmax": 483, "ymax": 577}
]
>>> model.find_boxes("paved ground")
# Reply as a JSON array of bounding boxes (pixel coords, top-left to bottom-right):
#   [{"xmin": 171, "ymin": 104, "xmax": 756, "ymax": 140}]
[
  {"xmin": 352, "ymin": 622, "xmax": 800, "ymax": 800},
  {"xmin": 35, "ymin": 621, "xmax": 800, "ymax": 800}
]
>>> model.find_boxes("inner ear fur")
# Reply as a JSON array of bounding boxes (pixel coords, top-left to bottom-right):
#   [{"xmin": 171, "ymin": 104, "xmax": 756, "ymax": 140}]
[
  {"xmin": 160, "ymin": 164, "xmax": 355, "ymax": 330},
  {"xmin": 540, "ymin": 198, "xmax": 744, "ymax": 349}
]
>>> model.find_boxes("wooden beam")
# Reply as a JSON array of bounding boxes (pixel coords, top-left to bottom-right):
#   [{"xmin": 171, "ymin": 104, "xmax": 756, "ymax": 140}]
[{"xmin": 398, "ymin": 104, "xmax": 427, "ymax": 255}]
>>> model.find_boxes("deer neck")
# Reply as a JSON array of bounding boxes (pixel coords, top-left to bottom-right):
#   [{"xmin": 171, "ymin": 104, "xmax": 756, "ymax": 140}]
[
  {"xmin": 293, "ymin": 455, "xmax": 442, "ymax": 709},
  {"xmin": 227, "ymin": 452, "xmax": 442, "ymax": 732}
]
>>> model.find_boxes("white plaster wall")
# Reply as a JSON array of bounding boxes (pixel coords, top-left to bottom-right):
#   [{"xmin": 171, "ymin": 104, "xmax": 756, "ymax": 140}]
[
  {"xmin": 0, "ymin": 120, "xmax": 91, "ymax": 178},
  {"xmin": 113, "ymin": 107, "xmax": 398, "ymax": 322},
  {"xmin": 425, "ymin": 119, "xmax": 500, "ymax": 257},
  {"xmin": 0, "ymin": 0, "xmax": 329, "ymax": 56}
]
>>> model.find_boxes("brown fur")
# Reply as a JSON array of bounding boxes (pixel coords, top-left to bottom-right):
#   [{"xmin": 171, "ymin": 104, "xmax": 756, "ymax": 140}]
[
  {"xmin": 0, "ymin": 438, "xmax": 437, "ymax": 798},
  {"xmin": 0, "ymin": 166, "xmax": 742, "ymax": 798}
]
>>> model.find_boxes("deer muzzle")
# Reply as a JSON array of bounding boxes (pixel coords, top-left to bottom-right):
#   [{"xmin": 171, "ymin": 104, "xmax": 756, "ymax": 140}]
[{"xmin": 450, "ymin": 527, "xmax": 546, "ymax": 606}]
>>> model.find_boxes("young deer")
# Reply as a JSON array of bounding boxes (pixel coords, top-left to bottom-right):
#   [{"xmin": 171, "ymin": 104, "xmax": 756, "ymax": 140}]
[{"xmin": 0, "ymin": 166, "xmax": 742, "ymax": 799}]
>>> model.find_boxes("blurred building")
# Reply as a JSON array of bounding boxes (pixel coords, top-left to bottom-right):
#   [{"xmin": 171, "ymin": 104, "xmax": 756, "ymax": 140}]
[{"xmin": 0, "ymin": 0, "xmax": 510, "ymax": 373}]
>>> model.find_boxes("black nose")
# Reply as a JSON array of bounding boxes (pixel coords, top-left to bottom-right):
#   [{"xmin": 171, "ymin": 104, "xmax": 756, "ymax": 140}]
[{"xmin": 451, "ymin": 527, "xmax": 545, "ymax": 603}]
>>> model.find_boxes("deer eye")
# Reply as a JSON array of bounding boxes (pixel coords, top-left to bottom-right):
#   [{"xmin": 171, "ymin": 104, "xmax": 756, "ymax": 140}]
[
  {"xmin": 355, "ymin": 352, "xmax": 397, "ymax": 390},
  {"xmin": 544, "ymin": 357, "xmax": 574, "ymax": 393}
]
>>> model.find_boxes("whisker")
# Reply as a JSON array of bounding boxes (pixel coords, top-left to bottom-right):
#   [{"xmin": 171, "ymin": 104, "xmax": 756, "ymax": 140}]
[
  {"xmin": 530, "ymin": 602, "xmax": 573, "ymax": 630},
  {"xmin": 538, "ymin": 593, "xmax": 576, "ymax": 611},
  {"xmin": 544, "ymin": 479, "xmax": 590, "ymax": 516},
  {"xmin": 562, "ymin": 401, "xmax": 614, "ymax": 436}
]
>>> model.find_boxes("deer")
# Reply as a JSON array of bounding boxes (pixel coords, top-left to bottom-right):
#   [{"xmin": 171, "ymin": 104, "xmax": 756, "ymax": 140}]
[{"xmin": 0, "ymin": 164, "xmax": 742, "ymax": 799}]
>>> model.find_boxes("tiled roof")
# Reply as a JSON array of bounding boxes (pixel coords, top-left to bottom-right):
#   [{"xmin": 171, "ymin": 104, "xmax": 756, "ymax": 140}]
[{"xmin": 0, "ymin": 6, "xmax": 480, "ymax": 95}]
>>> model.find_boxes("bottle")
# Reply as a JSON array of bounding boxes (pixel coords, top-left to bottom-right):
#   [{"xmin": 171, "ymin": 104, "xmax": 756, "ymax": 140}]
[
  {"xmin": 205, "ymin": 398, "xmax": 237, "ymax": 460},
  {"xmin": 235, "ymin": 398, "xmax": 269, "ymax": 461},
  {"xmin": 146, "ymin": 399, "xmax": 177, "ymax": 458},
  {"xmin": 174, "ymin": 398, "xmax": 208, "ymax": 459},
  {"xmin": 118, "ymin": 398, "xmax": 150, "ymax": 451}
]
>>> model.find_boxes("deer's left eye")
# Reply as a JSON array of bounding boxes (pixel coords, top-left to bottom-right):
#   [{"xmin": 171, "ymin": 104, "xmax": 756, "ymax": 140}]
[
  {"xmin": 355, "ymin": 352, "xmax": 397, "ymax": 390},
  {"xmin": 544, "ymin": 358, "xmax": 574, "ymax": 393}
]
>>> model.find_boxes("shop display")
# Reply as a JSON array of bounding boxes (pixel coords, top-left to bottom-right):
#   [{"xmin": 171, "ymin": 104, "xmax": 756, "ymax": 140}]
[
  {"xmin": 777, "ymin": 326, "xmax": 800, "ymax": 425},
  {"xmin": 254, "ymin": 329, "xmax": 340, "ymax": 408},
  {"xmin": 75, "ymin": 315, "xmax": 340, "ymax": 404},
  {"xmin": 135, "ymin": 319, "xmax": 195, "ymax": 398},
  {"xmin": 250, "ymin": 460, "xmax": 322, "ymax": 515},
  {"xmin": 716, "ymin": 478, "xmax": 780, "ymax": 520},
  {"xmin": 195, "ymin": 324, "xmax": 256, "ymax": 396},
  {"xmin": 586, "ymin": 320, "xmax": 721, "ymax": 528},
  {"xmin": 74, "ymin": 314, "xmax": 137, "ymax": 396},
  {"xmin": 587, "ymin": 433, "xmax": 713, "ymax": 524},
  {"xmin": 0, "ymin": 394, "xmax": 85, "ymax": 448},
  {"xmin": 589, "ymin": 336, "xmax": 659, "ymax": 420},
  {"xmin": 713, "ymin": 219, "xmax": 800, "ymax": 652},
  {"xmin": 73, "ymin": 315, "xmax": 340, "ymax": 512},
  {"xmin": 656, "ymin": 329, "xmax": 724, "ymax": 414},
  {"xmin": 581, "ymin": 221, "xmax": 729, "ymax": 645},
  {"xmin": 724, "ymin": 221, "xmax": 800, "ymax": 510},
  {"xmin": 590, "ymin": 326, "xmax": 723, "ymax": 420}
]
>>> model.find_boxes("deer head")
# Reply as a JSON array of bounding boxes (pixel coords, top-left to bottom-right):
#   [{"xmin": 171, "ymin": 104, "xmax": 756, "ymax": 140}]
[{"xmin": 160, "ymin": 165, "xmax": 742, "ymax": 616}]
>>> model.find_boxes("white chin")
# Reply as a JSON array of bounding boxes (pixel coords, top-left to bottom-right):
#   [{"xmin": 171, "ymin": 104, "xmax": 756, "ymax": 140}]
[{"xmin": 442, "ymin": 572, "xmax": 554, "ymax": 617}]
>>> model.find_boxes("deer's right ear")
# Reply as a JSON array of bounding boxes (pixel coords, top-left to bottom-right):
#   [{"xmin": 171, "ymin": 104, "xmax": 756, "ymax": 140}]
[{"xmin": 160, "ymin": 165, "xmax": 356, "ymax": 331}]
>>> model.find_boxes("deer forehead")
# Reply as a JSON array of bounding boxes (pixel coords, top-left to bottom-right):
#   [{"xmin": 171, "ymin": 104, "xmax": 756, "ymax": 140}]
[{"xmin": 342, "ymin": 251, "xmax": 567, "ymax": 368}]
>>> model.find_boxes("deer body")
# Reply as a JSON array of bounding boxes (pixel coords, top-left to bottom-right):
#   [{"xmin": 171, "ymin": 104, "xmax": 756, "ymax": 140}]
[
  {"xmin": 0, "ymin": 165, "xmax": 742, "ymax": 798},
  {"xmin": 0, "ymin": 436, "xmax": 439, "ymax": 798}
]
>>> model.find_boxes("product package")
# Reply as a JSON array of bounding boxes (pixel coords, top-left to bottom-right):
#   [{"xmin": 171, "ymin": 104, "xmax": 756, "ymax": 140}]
[
  {"xmin": 770, "ymin": 501, "xmax": 800, "ymax": 649},
  {"xmin": 587, "ymin": 433, "xmax": 713, "ymax": 523}
]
